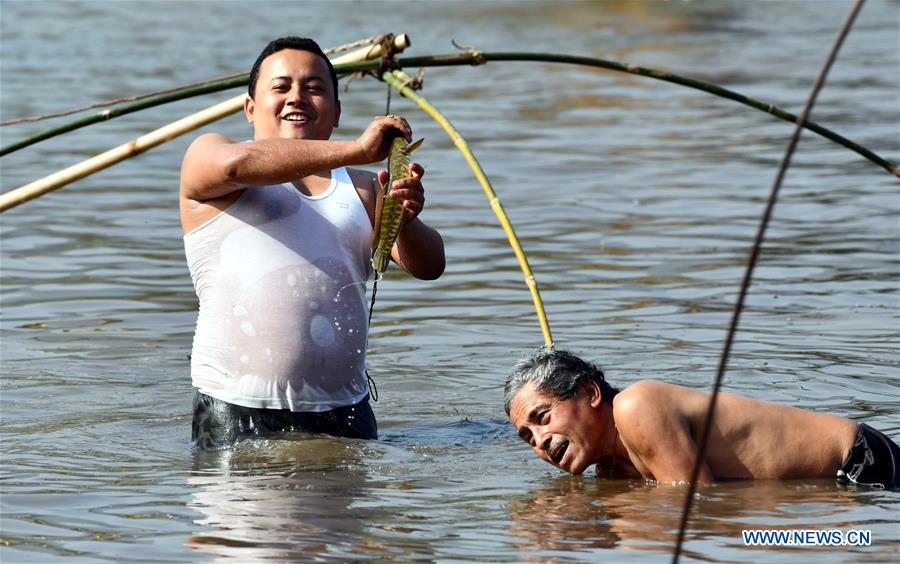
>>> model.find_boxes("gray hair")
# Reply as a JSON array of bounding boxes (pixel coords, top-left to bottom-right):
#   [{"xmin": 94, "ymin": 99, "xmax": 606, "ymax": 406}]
[{"xmin": 504, "ymin": 346, "xmax": 619, "ymax": 415}]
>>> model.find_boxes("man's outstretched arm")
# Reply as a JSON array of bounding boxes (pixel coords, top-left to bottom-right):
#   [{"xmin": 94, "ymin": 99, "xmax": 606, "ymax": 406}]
[{"xmin": 180, "ymin": 115, "xmax": 411, "ymax": 202}]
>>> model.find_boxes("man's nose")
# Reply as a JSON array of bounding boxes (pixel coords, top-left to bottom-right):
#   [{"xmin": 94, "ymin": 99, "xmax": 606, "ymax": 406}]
[
  {"xmin": 532, "ymin": 428, "xmax": 551, "ymax": 454},
  {"xmin": 286, "ymin": 87, "xmax": 304, "ymax": 105}
]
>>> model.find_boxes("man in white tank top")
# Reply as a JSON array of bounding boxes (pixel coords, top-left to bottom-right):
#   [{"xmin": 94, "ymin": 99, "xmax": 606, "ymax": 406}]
[{"xmin": 179, "ymin": 37, "xmax": 445, "ymax": 450}]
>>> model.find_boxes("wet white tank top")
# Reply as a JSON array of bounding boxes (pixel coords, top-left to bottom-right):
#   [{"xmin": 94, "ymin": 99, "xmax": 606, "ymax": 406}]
[{"xmin": 183, "ymin": 167, "xmax": 372, "ymax": 411}]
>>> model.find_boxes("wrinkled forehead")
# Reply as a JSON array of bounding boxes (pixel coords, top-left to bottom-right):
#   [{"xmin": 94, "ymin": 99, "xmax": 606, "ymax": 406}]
[{"xmin": 509, "ymin": 381, "xmax": 552, "ymax": 426}]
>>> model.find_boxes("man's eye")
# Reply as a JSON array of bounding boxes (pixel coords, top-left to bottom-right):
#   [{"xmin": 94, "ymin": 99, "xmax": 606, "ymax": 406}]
[{"xmin": 539, "ymin": 410, "xmax": 550, "ymax": 423}]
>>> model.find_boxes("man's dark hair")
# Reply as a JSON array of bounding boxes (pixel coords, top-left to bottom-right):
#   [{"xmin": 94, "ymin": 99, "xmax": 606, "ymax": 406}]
[
  {"xmin": 504, "ymin": 347, "xmax": 619, "ymax": 415},
  {"xmin": 247, "ymin": 36, "xmax": 338, "ymax": 101}
]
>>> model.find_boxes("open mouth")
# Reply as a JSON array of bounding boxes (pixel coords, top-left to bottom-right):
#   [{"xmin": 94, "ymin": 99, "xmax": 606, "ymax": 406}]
[
  {"xmin": 549, "ymin": 438, "xmax": 569, "ymax": 466},
  {"xmin": 282, "ymin": 111, "xmax": 312, "ymax": 124}
]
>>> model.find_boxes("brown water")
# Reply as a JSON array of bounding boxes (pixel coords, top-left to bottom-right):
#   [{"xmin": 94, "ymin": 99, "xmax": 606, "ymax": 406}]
[{"xmin": 1, "ymin": 1, "xmax": 898, "ymax": 562}]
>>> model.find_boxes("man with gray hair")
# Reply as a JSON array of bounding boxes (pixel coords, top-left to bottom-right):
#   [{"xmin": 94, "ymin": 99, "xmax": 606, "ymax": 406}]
[{"xmin": 506, "ymin": 347, "xmax": 899, "ymax": 488}]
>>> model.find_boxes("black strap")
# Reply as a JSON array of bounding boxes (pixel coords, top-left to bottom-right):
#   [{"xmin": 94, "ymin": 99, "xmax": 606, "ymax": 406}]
[{"xmin": 365, "ymin": 279, "xmax": 379, "ymax": 401}]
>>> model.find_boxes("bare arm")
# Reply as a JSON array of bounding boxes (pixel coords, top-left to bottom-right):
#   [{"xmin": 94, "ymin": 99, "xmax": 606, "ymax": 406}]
[
  {"xmin": 393, "ymin": 216, "xmax": 445, "ymax": 281},
  {"xmin": 614, "ymin": 381, "xmax": 715, "ymax": 484},
  {"xmin": 179, "ymin": 133, "xmax": 365, "ymax": 201},
  {"xmin": 179, "ymin": 115, "xmax": 411, "ymax": 202}
]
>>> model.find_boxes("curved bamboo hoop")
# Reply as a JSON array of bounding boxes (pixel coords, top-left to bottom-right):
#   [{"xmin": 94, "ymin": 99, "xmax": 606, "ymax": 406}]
[
  {"xmin": 382, "ymin": 70, "xmax": 554, "ymax": 347},
  {"xmin": 371, "ymin": 53, "xmax": 899, "ymax": 178},
  {"xmin": 4, "ymin": 50, "xmax": 894, "ymax": 178},
  {"xmin": 0, "ymin": 35, "xmax": 411, "ymax": 213}
]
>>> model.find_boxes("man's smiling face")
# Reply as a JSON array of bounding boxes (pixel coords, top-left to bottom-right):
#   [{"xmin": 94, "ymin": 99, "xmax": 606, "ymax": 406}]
[
  {"xmin": 244, "ymin": 48, "xmax": 340, "ymax": 141},
  {"xmin": 509, "ymin": 380, "xmax": 605, "ymax": 475}
]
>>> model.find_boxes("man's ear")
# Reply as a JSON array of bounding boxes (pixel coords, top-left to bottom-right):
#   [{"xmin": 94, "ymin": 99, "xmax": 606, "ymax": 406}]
[
  {"xmin": 333, "ymin": 99, "xmax": 341, "ymax": 128},
  {"xmin": 244, "ymin": 94, "xmax": 255, "ymax": 123},
  {"xmin": 583, "ymin": 380, "xmax": 603, "ymax": 409}
]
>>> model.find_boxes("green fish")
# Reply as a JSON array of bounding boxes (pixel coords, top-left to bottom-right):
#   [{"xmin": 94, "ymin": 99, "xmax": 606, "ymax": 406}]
[{"xmin": 371, "ymin": 136, "xmax": 424, "ymax": 278}]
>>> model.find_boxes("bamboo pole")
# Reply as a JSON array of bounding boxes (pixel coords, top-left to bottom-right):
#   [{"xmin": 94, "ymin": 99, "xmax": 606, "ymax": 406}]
[
  {"xmin": 0, "ymin": 35, "xmax": 411, "ymax": 213},
  {"xmin": 0, "ymin": 34, "xmax": 410, "ymax": 157},
  {"xmin": 382, "ymin": 70, "xmax": 554, "ymax": 347},
  {"xmin": 0, "ymin": 97, "xmax": 239, "ymax": 212}
]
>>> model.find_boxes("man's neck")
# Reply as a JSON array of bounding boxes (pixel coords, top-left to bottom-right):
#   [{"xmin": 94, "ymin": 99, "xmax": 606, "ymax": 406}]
[
  {"xmin": 291, "ymin": 170, "xmax": 333, "ymax": 196},
  {"xmin": 597, "ymin": 403, "xmax": 641, "ymax": 479}
]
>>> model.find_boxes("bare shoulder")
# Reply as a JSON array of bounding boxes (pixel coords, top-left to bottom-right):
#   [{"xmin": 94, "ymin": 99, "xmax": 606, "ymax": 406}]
[
  {"xmin": 613, "ymin": 380, "xmax": 698, "ymax": 468},
  {"xmin": 180, "ymin": 133, "xmax": 239, "ymax": 195},
  {"xmin": 183, "ymin": 132, "xmax": 235, "ymax": 160},
  {"xmin": 615, "ymin": 380, "xmax": 677, "ymax": 410},
  {"xmin": 613, "ymin": 380, "xmax": 688, "ymax": 432}
]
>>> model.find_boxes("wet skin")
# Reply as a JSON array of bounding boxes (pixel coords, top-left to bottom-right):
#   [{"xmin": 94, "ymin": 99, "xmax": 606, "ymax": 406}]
[
  {"xmin": 510, "ymin": 380, "xmax": 615, "ymax": 476},
  {"xmin": 244, "ymin": 49, "xmax": 341, "ymax": 143},
  {"xmin": 510, "ymin": 379, "xmax": 859, "ymax": 483},
  {"xmin": 178, "ymin": 47, "xmax": 445, "ymax": 280}
]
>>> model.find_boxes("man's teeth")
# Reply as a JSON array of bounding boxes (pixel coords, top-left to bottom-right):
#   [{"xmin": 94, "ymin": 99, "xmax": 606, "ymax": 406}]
[
  {"xmin": 284, "ymin": 114, "xmax": 308, "ymax": 122},
  {"xmin": 553, "ymin": 441, "xmax": 568, "ymax": 464}
]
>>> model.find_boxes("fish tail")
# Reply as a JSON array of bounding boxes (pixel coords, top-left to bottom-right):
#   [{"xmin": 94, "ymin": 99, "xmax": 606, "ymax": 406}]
[
  {"xmin": 404, "ymin": 137, "xmax": 425, "ymax": 155},
  {"xmin": 372, "ymin": 249, "xmax": 391, "ymax": 275}
]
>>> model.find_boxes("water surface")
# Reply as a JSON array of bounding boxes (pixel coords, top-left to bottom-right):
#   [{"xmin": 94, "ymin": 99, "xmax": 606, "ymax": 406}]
[{"xmin": 1, "ymin": 1, "xmax": 898, "ymax": 562}]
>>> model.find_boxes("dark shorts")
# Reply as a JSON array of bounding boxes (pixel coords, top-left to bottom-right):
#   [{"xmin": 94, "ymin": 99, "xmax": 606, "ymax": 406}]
[
  {"xmin": 191, "ymin": 391, "xmax": 378, "ymax": 451},
  {"xmin": 836, "ymin": 423, "xmax": 900, "ymax": 490}
]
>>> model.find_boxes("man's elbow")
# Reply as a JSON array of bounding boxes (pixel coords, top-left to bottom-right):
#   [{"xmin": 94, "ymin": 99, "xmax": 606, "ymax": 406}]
[
  {"xmin": 414, "ymin": 253, "xmax": 445, "ymax": 280},
  {"xmin": 222, "ymin": 151, "xmax": 249, "ymax": 183},
  {"xmin": 408, "ymin": 230, "xmax": 445, "ymax": 280}
]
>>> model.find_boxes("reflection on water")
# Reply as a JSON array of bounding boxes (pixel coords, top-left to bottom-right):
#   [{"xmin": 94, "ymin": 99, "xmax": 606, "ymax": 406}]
[
  {"xmin": 508, "ymin": 477, "xmax": 900, "ymax": 560},
  {"xmin": 1, "ymin": 0, "xmax": 898, "ymax": 561},
  {"xmin": 508, "ymin": 478, "xmax": 632, "ymax": 554},
  {"xmin": 187, "ymin": 439, "xmax": 375, "ymax": 561}
]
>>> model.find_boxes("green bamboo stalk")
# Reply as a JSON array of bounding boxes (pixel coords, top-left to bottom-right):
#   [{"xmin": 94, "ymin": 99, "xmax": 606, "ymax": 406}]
[
  {"xmin": 0, "ymin": 36, "xmax": 411, "ymax": 212},
  {"xmin": 369, "ymin": 53, "xmax": 900, "ymax": 178},
  {"xmin": 0, "ymin": 71, "xmax": 248, "ymax": 126},
  {"xmin": 0, "ymin": 76, "xmax": 247, "ymax": 157},
  {"xmin": 0, "ymin": 33, "xmax": 409, "ymax": 157},
  {"xmin": 382, "ymin": 70, "xmax": 554, "ymax": 347},
  {"xmin": 3, "ymin": 51, "xmax": 895, "ymax": 178}
]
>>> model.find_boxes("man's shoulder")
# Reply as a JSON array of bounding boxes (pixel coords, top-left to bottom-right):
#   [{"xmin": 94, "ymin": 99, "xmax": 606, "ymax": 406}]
[
  {"xmin": 181, "ymin": 133, "xmax": 239, "ymax": 172},
  {"xmin": 613, "ymin": 381, "xmax": 697, "ymax": 452},
  {"xmin": 619, "ymin": 379, "xmax": 679, "ymax": 399},
  {"xmin": 186, "ymin": 132, "xmax": 237, "ymax": 151},
  {"xmin": 614, "ymin": 380, "xmax": 684, "ymax": 419}
]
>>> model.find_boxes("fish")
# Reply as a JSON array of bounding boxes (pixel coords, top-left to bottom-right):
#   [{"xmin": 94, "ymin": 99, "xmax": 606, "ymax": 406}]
[{"xmin": 371, "ymin": 136, "xmax": 424, "ymax": 278}]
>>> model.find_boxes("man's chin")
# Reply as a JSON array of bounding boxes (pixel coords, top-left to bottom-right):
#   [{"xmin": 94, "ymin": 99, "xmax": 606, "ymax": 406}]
[
  {"xmin": 282, "ymin": 125, "xmax": 332, "ymax": 141},
  {"xmin": 559, "ymin": 456, "xmax": 586, "ymax": 476},
  {"xmin": 282, "ymin": 129, "xmax": 314, "ymax": 140}
]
